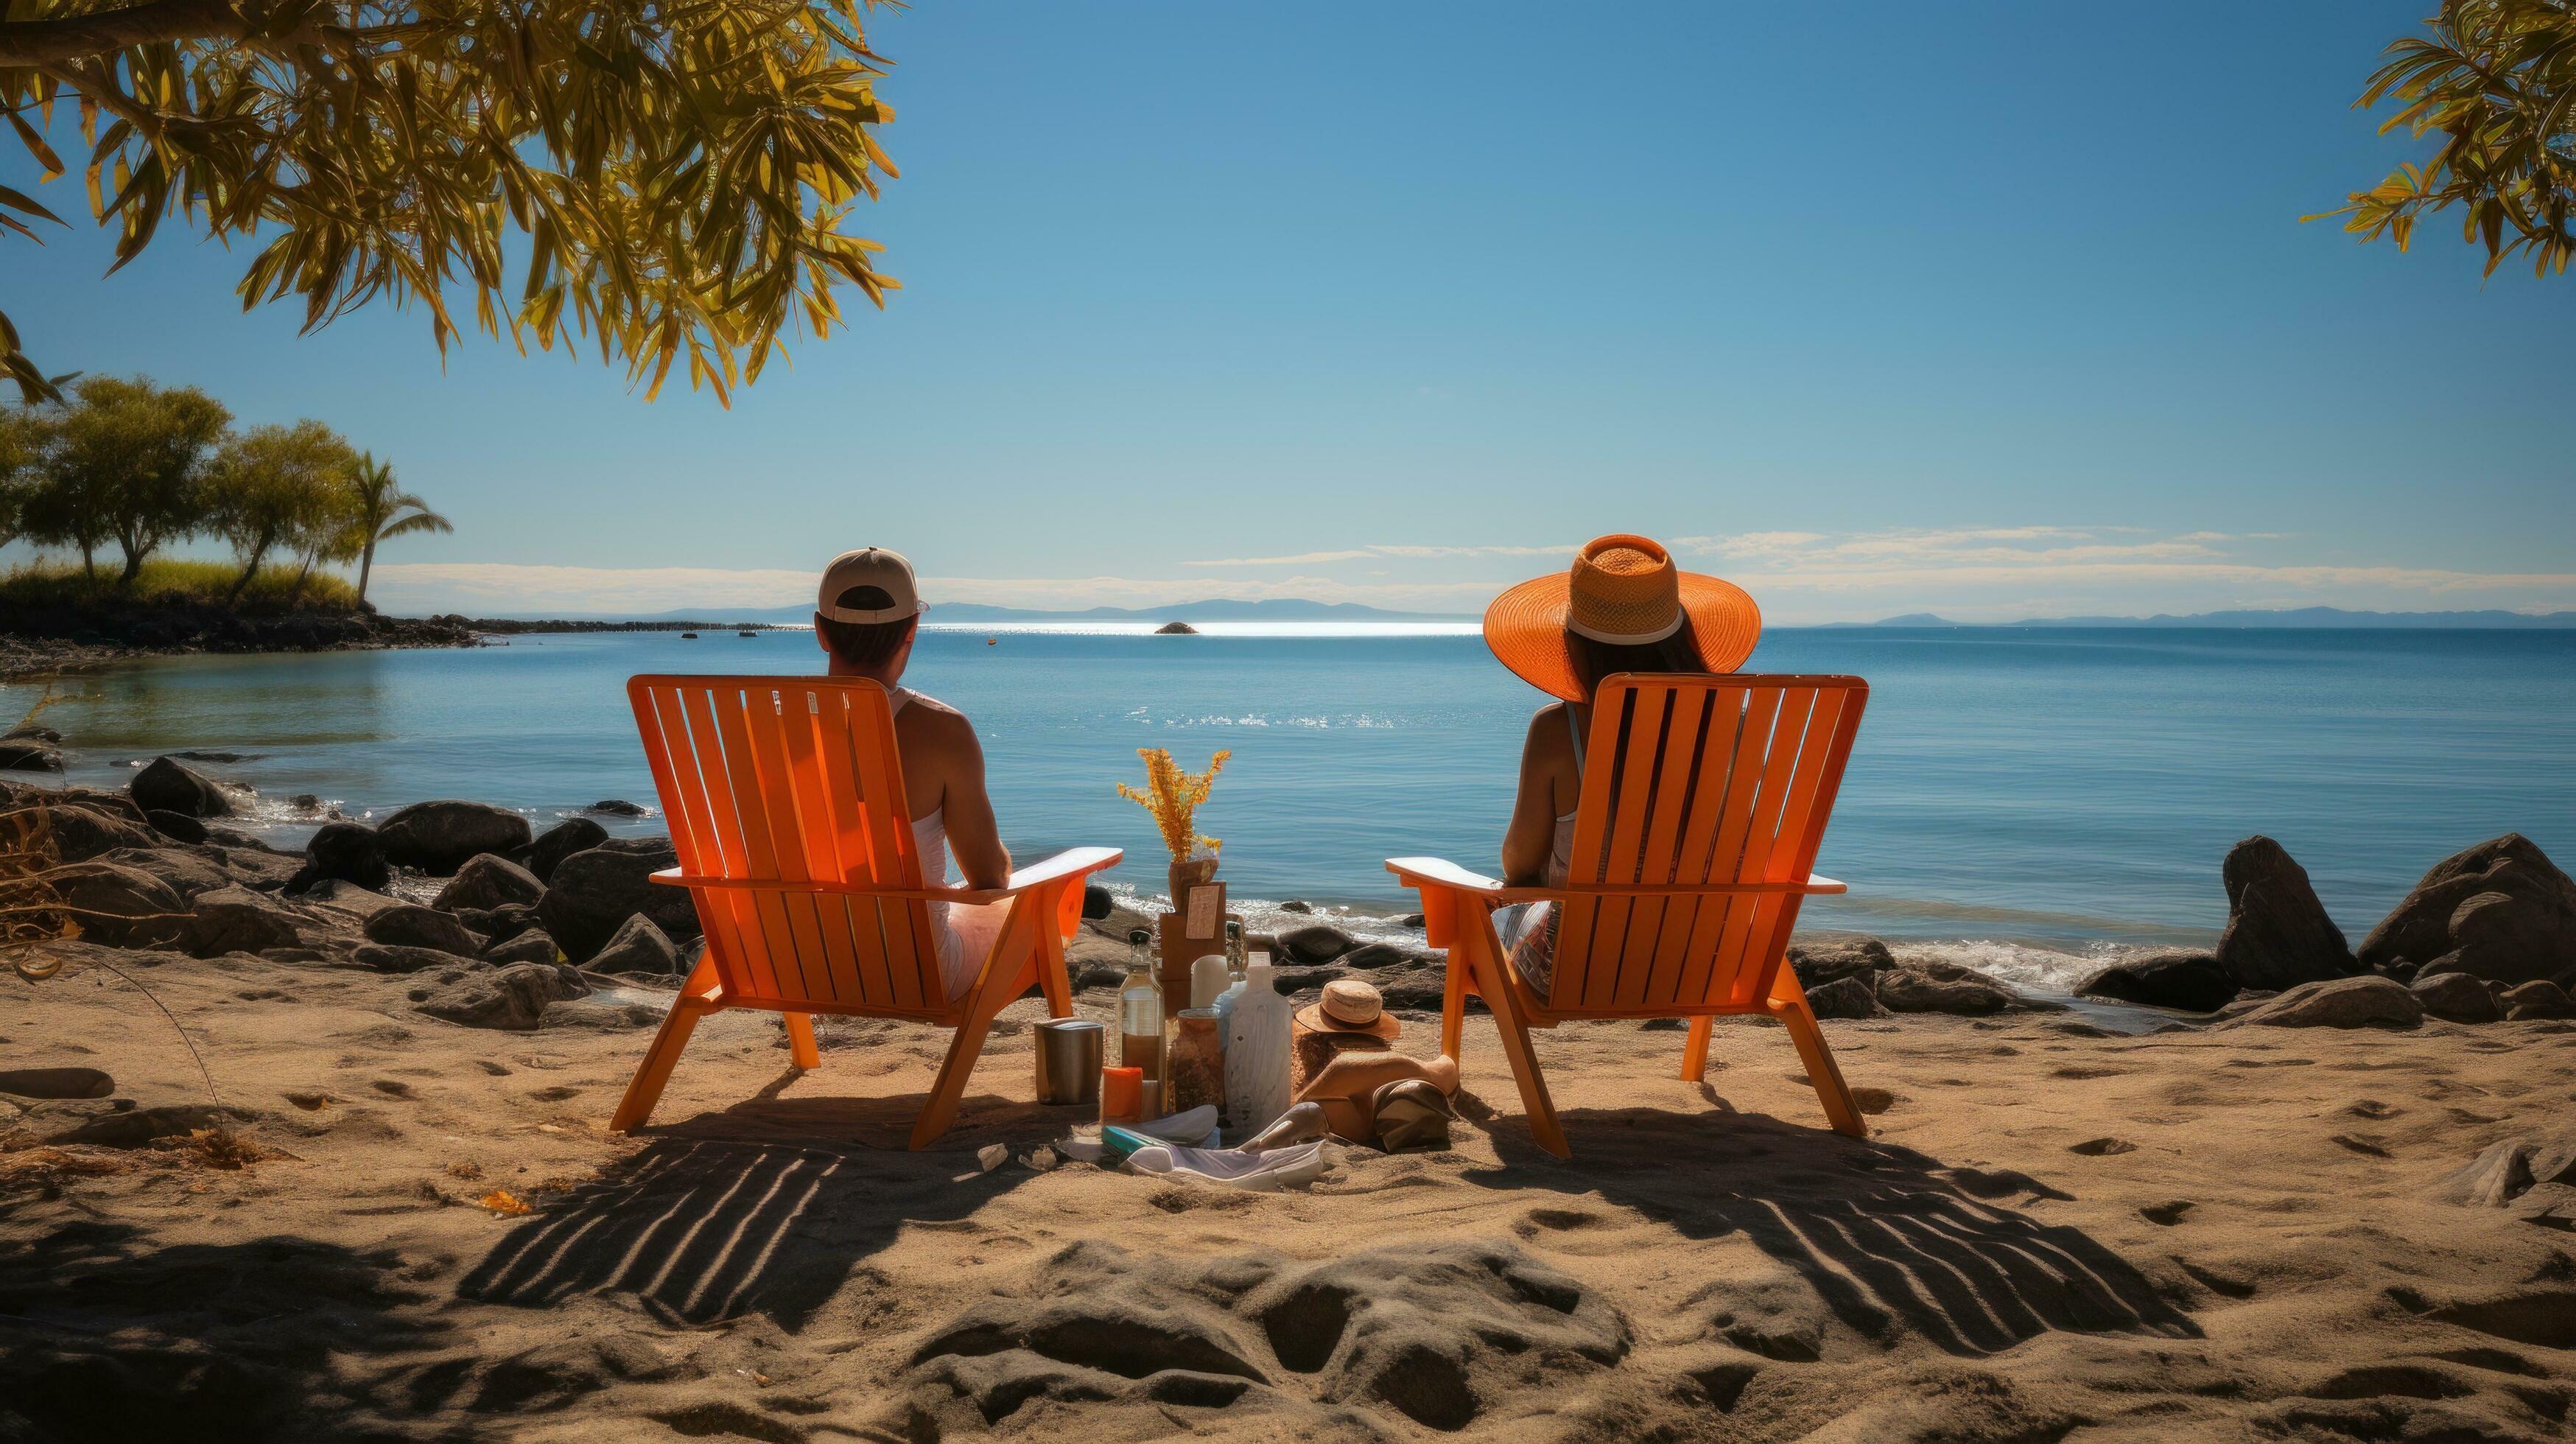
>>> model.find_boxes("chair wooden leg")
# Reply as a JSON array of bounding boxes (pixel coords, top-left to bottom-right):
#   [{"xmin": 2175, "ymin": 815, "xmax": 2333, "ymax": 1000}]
[
  {"xmin": 910, "ymin": 907, "xmax": 1038, "ymax": 1150},
  {"xmin": 1769, "ymin": 981, "xmax": 1866, "ymax": 1138},
  {"xmin": 1439, "ymin": 944, "xmax": 1468, "ymax": 1059},
  {"xmin": 1680, "ymin": 1016, "xmax": 1714, "ymax": 1081},
  {"xmin": 612, "ymin": 961, "xmax": 718, "ymax": 1132},
  {"xmin": 784, "ymin": 1013, "xmax": 821, "ymax": 1070},
  {"xmin": 1034, "ymin": 891, "xmax": 1075, "ymax": 1020},
  {"xmin": 1464, "ymin": 934, "xmax": 1569, "ymax": 1159}
]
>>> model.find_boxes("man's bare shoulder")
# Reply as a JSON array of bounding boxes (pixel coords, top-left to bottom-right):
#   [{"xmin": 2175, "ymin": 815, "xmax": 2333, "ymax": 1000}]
[{"xmin": 897, "ymin": 693, "xmax": 982, "ymax": 756}]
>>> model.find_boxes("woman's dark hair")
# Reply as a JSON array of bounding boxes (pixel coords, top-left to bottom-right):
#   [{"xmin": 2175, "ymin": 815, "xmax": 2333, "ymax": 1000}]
[
  {"xmin": 1567, "ymin": 613, "xmax": 1710, "ymax": 698},
  {"xmin": 815, "ymin": 585, "xmax": 919, "ymax": 670}
]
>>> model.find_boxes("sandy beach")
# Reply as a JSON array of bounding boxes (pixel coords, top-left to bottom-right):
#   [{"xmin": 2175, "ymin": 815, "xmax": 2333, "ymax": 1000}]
[{"xmin": 8, "ymin": 928, "xmax": 2575, "ymax": 1442}]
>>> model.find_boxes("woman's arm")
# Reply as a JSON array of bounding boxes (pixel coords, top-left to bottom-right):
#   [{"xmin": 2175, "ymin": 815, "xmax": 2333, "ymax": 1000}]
[{"xmin": 1500, "ymin": 705, "xmax": 1565, "ymax": 886}]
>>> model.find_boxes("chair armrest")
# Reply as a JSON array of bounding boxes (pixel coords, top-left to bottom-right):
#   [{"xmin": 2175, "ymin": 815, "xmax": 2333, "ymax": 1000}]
[
  {"xmin": 649, "ymin": 847, "xmax": 1123, "ymax": 907},
  {"xmin": 1385, "ymin": 856, "xmax": 1506, "ymax": 894}
]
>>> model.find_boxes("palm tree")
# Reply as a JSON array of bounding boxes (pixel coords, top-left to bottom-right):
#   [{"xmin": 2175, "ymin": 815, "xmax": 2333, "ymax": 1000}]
[{"xmin": 345, "ymin": 452, "xmax": 452, "ymax": 605}]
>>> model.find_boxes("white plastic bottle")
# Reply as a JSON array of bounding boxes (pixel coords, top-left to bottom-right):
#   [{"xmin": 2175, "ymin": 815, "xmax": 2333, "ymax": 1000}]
[{"xmin": 1225, "ymin": 960, "xmax": 1292, "ymax": 1134}]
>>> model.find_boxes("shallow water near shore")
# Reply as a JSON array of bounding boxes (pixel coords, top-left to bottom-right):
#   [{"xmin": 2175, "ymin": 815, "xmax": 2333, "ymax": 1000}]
[{"xmin": 10, "ymin": 625, "xmax": 2574, "ymax": 995}]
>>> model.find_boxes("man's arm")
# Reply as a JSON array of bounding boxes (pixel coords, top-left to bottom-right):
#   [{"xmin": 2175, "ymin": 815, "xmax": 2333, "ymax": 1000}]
[
  {"xmin": 1499, "ymin": 706, "xmax": 1562, "ymax": 886},
  {"xmin": 936, "ymin": 715, "xmax": 1012, "ymax": 890}
]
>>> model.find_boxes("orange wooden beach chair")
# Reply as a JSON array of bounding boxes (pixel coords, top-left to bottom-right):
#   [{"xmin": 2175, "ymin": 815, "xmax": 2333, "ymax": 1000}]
[
  {"xmin": 611, "ymin": 675, "xmax": 1120, "ymax": 1149},
  {"xmin": 1388, "ymin": 673, "xmax": 1870, "ymax": 1158}
]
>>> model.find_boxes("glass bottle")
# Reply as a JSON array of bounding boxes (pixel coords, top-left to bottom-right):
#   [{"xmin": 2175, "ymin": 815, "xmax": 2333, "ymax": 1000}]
[{"xmin": 1118, "ymin": 926, "xmax": 1164, "ymax": 1088}]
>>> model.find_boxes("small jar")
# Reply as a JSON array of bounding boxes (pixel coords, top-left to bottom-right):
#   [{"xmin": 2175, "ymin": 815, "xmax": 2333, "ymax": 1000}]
[{"xmin": 1167, "ymin": 1008, "xmax": 1224, "ymax": 1117}]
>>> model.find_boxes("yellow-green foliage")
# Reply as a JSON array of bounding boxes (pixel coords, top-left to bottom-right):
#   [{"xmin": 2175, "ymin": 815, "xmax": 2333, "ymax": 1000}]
[{"xmin": 0, "ymin": 558, "xmax": 359, "ymax": 611}]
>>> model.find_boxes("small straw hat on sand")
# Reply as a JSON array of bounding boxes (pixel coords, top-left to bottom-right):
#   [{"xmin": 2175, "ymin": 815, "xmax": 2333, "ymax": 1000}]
[
  {"xmin": 1294, "ymin": 979, "xmax": 1401, "ymax": 1042},
  {"xmin": 1483, "ymin": 534, "xmax": 1761, "ymax": 701}
]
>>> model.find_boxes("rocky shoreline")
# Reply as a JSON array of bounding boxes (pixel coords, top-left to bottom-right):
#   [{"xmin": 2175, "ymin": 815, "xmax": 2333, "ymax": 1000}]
[{"xmin": 0, "ymin": 603, "xmax": 486, "ymax": 680}]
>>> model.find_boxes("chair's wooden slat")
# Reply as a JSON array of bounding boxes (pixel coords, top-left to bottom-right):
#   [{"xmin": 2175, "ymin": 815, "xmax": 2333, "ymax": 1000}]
[
  {"xmin": 1736, "ymin": 688, "xmax": 1862, "ymax": 1007},
  {"xmin": 685, "ymin": 684, "xmax": 788, "ymax": 1003},
  {"xmin": 1543, "ymin": 693, "xmax": 1610, "ymax": 1011},
  {"xmin": 1621, "ymin": 687, "xmax": 1712, "ymax": 1009},
  {"xmin": 842, "ymin": 687, "xmax": 934, "ymax": 1011},
  {"xmin": 1706, "ymin": 686, "xmax": 1820, "ymax": 1008},
  {"xmin": 1584, "ymin": 681, "xmax": 1671, "ymax": 1008},
  {"xmin": 778, "ymin": 690, "xmax": 863, "ymax": 1007},
  {"xmin": 808, "ymin": 690, "xmax": 893, "ymax": 1009},
  {"xmin": 742, "ymin": 682, "xmax": 836, "ymax": 1006},
  {"xmin": 651, "ymin": 684, "xmax": 755, "ymax": 998},
  {"xmin": 1673, "ymin": 686, "xmax": 1784, "ymax": 1006}
]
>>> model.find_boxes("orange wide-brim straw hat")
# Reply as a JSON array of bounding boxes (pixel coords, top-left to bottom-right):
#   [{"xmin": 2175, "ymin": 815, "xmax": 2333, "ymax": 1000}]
[{"xmin": 1484, "ymin": 534, "xmax": 1761, "ymax": 701}]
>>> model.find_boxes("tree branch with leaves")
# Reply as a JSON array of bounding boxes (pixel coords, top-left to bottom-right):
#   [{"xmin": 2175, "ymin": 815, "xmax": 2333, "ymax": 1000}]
[
  {"xmin": 1, "ymin": 0, "xmax": 904, "ymax": 404},
  {"xmin": 2315, "ymin": 0, "xmax": 2576, "ymax": 278}
]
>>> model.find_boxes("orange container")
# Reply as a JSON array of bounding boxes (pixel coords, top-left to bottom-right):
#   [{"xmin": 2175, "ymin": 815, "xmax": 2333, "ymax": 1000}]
[{"xmin": 1100, "ymin": 1065, "xmax": 1144, "ymax": 1126}]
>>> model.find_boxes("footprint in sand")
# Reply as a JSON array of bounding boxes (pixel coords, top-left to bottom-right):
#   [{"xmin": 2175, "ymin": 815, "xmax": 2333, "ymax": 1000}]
[
  {"xmin": 528, "ymin": 1085, "xmax": 580, "ymax": 1103},
  {"xmin": 371, "ymin": 1079, "xmax": 416, "ymax": 1099},
  {"xmin": 2345, "ymin": 1100, "xmax": 2402, "ymax": 1120},
  {"xmin": 2329, "ymin": 1133, "xmax": 2392, "ymax": 1157},
  {"xmin": 474, "ymin": 1060, "xmax": 512, "ymax": 1076},
  {"xmin": 2068, "ymin": 1138, "xmax": 2138, "ymax": 1156},
  {"xmin": 2051, "ymin": 1066, "xmax": 2127, "ymax": 1080},
  {"xmin": 281, "ymin": 1092, "xmax": 336, "ymax": 1111},
  {"xmin": 2140, "ymin": 1200, "xmax": 2196, "ymax": 1226}
]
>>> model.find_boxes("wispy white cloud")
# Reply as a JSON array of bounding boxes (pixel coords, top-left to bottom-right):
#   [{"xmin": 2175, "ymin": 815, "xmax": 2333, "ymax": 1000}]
[{"xmin": 371, "ymin": 528, "xmax": 2576, "ymax": 623}]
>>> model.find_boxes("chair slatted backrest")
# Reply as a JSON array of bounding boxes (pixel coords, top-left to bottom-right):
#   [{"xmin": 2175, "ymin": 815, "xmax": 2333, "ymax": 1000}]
[
  {"xmin": 1551, "ymin": 674, "xmax": 1868, "ymax": 1015},
  {"xmin": 627, "ymin": 676, "xmax": 947, "ymax": 1014}
]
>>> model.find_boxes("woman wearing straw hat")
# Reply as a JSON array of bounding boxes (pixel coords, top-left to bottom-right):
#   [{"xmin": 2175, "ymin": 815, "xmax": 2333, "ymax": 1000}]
[{"xmin": 1485, "ymin": 534, "xmax": 1763, "ymax": 995}]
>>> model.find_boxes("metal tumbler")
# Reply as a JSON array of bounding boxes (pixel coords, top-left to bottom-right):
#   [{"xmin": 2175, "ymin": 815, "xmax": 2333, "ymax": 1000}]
[{"xmin": 1034, "ymin": 1018, "xmax": 1105, "ymax": 1106}]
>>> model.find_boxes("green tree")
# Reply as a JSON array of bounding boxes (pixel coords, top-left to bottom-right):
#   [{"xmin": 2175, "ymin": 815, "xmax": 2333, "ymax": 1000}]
[
  {"xmin": 206, "ymin": 418, "xmax": 355, "ymax": 602},
  {"xmin": 2319, "ymin": 0, "xmax": 2576, "ymax": 278},
  {"xmin": 17, "ymin": 375, "xmax": 230, "ymax": 583},
  {"xmin": 0, "ymin": 402, "xmax": 41, "ymax": 549},
  {"xmin": 343, "ymin": 452, "xmax": 451, "ymax": 605},
  {"xmin": 0, "ymin": 0, "xmax": 900, "ymax": 404}
]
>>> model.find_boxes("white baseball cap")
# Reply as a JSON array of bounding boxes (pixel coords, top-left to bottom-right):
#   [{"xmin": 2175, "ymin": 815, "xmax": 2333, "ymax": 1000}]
[{"xmin": 817, "ymin": 547, "xmax": 926, "ymax": 623}]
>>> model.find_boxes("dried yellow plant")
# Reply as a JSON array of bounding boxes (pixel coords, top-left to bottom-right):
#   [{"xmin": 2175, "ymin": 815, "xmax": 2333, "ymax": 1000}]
[{"xmin": 1116, "ymin": 748, "xmax": 1230, "ymax": 863}]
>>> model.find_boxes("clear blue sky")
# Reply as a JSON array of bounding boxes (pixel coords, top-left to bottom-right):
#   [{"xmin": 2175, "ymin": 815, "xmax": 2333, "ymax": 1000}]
[{"xmin": 5, "ymin": 1, "xmax": 2570, "ymax": 620}]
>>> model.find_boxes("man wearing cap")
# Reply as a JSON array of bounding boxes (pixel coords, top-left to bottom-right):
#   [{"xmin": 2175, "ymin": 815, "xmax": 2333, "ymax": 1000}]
[{"xmin": 814, "ymin": 547, "xmax": 1014, "ymax": 999}]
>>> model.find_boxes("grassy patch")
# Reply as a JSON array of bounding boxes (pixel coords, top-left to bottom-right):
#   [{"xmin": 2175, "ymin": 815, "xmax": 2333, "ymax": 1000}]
[{"xmin": 0, "ymin": 559, "xmax": 361, "ymax": 614}]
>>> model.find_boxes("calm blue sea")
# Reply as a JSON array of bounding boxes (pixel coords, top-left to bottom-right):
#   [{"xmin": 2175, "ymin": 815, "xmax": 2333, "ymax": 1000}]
[{"xmin": 11, "ymin": 625, "xmax": 2573, "ymax": 992}]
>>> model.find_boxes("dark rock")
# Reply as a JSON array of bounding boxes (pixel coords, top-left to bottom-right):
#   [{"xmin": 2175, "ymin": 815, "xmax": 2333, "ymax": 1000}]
[
  {"xmin": 1082, "ymin": 884, "xmax": 1114, "ymax": 921},
  {"xmin": 21, "ymin": 804, "xmax": 158, "ymax": 863},
  {"xmin": 355, "ymin": 943, "xmax": 477, "ymax": 974},
  {"xmin": 2412, "ymin": 970, "xmax": 2505, "ymax": 1025},
  {"xmin": 537, "ymin": 836, "xmax": 698, "ymax": 963},
  {"xmin": 2224, "ymin": 975, "xmax": 2422, "ymax": 1030},
  {"xmin": 1790, "ymin": 939, "xmax": 1896, "ymax": 989},
  {"xmin": 97, "ymin": 846, "xmax": 230, "ymax": 899},
  {"xmin": 1339, "ymin": 941, "xmax": 1436, "ymax": 971},
  {"xmin": 24, "ymin": 1100, "xmax": 234, "ymax": 1148},
  {"xmin": 432, "ymin": 853, "xmax": 545, "ymax": 913},
  {"xmin": 2078, "ymin": 951, "xmax": 2238, "ymax": 1013},
  {"xmin": 484, "ymin": 930, "xmax": 562, "ymax": 966},
  {"xmin": 1397, "ymin": 913, "xmax": 1425, "ymax": 930},
  {"xmin": 376, "ymin": 800, "xmax": 533, "ymax": 876},
  {"xmin": 128, "ymin": 757, "xmax": 232, "ymax": 818},
  {"xmin": 1873, "ymin": 967, "xmax": 2013, "ymax": 1016},
  {"xmin": 0, "ymin": 737, "xmax": 63, "ymax": 771},
  {"xmin": 482, "ymin": 902, "xmax": 542, "ymax": 945},
  {"xmin": 410, "ymin": 961, "xmax": 586, "ymax": 1029},
  {"xmin": 586, "ymin": 799, "xmax": 649, "ymax": 817},
  {"xmin": 169, "ymin": 749, "xmax": 256, "ymax": 763},
  {"xmin": 2359, "ymin": 830, "xmax": 2566, "ymax": 985},
  {"xmin": 175, "ymin": 884, "xmax": 318, "ymax": 957},
  {"xmin": 2502, "ymin": 980, "xmax": 2576, "ymax": 1022},
  {"xmin": 589, "ymin": 915, "xmax": 681, "ymax": 975},
  {"xmin": 1277, "ymin": 924, "xmax": 1358, "ymax": 964},
  {"xmin": 1805, "ymin": 974, "xmax": 1886, "ymax": 1019},
  {"xmin": 366, "ymin": 904, "xmax": 484, "ymax": 957},
  {"xmin": 2214, "ymin": 837, "xmax": 2356, "ymax": 991},
  {"xmin": 141, "ymin": 808, "xmax": 208, "ymax": 844},
  {"xmin": 1, "ymin": 723, "xmax": 62, "ymax": 743},
  {"xmin": 524, "ymin": 817, "xmax": 608, "ymax": 883},
  {"xmin": 2359, "ymin": 835, "xmax": 2576, "ymax": 988},
  {"xmin": 1279, "ymin": 900, "xmax": 1314, "ymax": 915},
  {"xmin": 0, "ymin": 1067, "xmax": 113, "ymax": 1100},
  {"xmin": 2373, "ymin": 958, "xmax": 2422, "ymax": 985},
  {"xmin": 1269, "ymin": 966, "xmax": 1350, "ymax": 997},
  {"xmin": 287, "ymin": 821, "xmax": 390, "ymax": 894},
  {"xmin": 42, "ymin": 862, "xmax": 188, "ymax": 947},
  {"xmin": 295, "ymin": 877, "xmax": 408, "ymax": 922}
]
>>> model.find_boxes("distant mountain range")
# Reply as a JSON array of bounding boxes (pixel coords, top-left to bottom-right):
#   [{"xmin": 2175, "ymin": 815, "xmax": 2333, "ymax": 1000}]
[
  {"xmin": 1841, "ymin": 608, "xmax": 2576, "ymax": 629},
  {"xmin": 622, "ymin": 598, "xmax": 1477, "ymax": 624}
]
